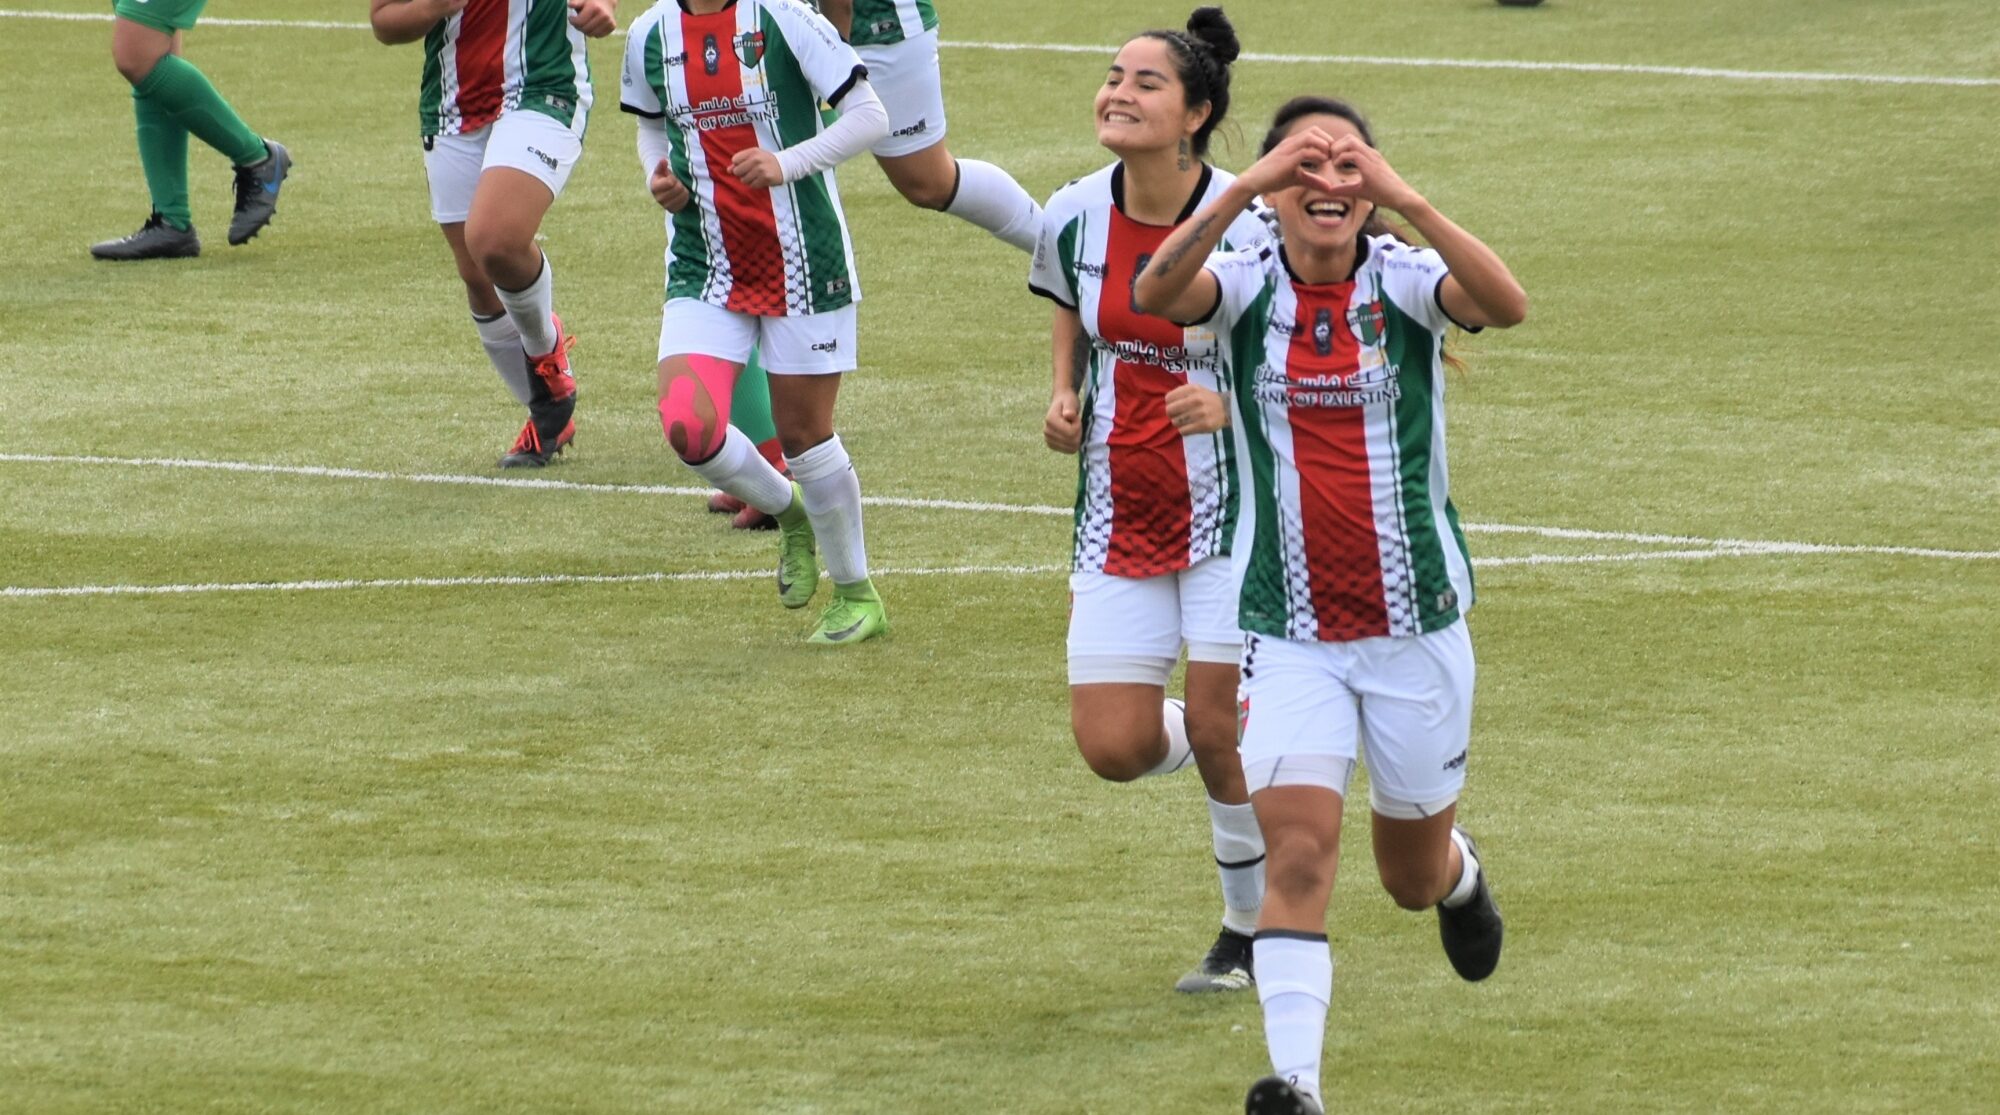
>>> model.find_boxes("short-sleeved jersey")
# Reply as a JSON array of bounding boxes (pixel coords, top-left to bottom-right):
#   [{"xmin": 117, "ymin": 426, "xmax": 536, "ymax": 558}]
[
  {"xmin": 1030, "ymin": 163, "xmax": 1272, "ymax": 579},
  {"xmin": 1206, "ymin": 235, "xmax": 1477, "ymax": 642},
  {"xmin": 845, "ymin": 0, "xmax": 937, "ymax": 46},
  {"xmin": 621, "ymin": 0, "xmax": 868, "ymax": 316},
  {"xmin": 419, "ymin": 0, "xmax": 592, "ymax": 138}
]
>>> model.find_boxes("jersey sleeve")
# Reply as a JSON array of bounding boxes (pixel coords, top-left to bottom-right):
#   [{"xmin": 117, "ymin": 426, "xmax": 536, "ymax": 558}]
[
  {"xmin": 1220, "ymin": 205, "xmax": 1274, "ymax": 255},
  {"xmin": 619, "ymin": 12, "xmax": 666, "ymax": 118},
  {"xmin": 1378, "ymin": 240, "xmax": 1479, "ymax": 334},
  {"xmin": 1202, "ymin": 244, "xmax": 1274, "ymax": 333},
  {"xmin": 768, "ymin": 0, "xmax": 870, "ymax": 107},
  {"xmin": 1028, "ymin": 206, "xmax": 1079, "ymax": 310}
]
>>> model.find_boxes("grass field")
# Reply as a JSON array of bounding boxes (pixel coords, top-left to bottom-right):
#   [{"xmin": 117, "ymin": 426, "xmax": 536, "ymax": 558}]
[{"xmin": 3, "ymin": 1, "xmax": 1998, "ymax": 1111}]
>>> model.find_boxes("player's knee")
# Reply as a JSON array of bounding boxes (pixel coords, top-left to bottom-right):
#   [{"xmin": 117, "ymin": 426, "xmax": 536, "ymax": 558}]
[
  {"xmin": 895, "ymin": 173, "xmax": 956, "ymax": 212},
  {"xmin": 658, "ymin": 375, "xmax": 722, "ymax": 462},
  {"xmin": 1379, "ymin": 864, "xmax": 1449, "ymax": 911},
  {"xmin": 1072, "ymin": 725, "xmax": 1155, "ymax": 783},
  {"xmin": 463, "ymin": 223, "xmax": 531, "ymax": 284},
  {"xmin": 113, "ymin": 52, "xmax": 156, "ymax": 85},
  {"xmin": 1182, "ymin": 702, "xmax": 1237, "ymax": 755},
  {"xmin": 1264, "ymin": 832, "xmax": 1337, "ymax": 904}
]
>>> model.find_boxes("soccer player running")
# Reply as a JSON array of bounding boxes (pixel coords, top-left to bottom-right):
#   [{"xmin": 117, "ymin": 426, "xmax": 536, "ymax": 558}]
[
  {"xmin": 1029, "ymin": 8, "xmax": 1269, "ymax": 995},
  {"xmin": 91, "ymin": 0, "xmax": 292, "ymax": 260},
  {"xmin": 624, "ymin": 0, "xmax": 892, "ymax": 645},
  {"xmin": 704, "ymin": 0, "xmax": 1043, "ymax": 530},
  {"xmin": 369, "ymin": 0, "xmax": 617, "ymax": 469},
  {"xmin": 1134, "ymin": 96, "xmax": 1526, "ymax": 1115}
]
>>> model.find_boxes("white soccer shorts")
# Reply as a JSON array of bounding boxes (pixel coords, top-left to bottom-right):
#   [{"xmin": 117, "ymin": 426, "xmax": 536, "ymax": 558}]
[
  {"xmin": 657, "ymin": 297, "xmax": 858, "ymax": 376},
  {"xmin": 1067, "ymin": 555, "xmax": 1242, "ymax": 686},
  {"xmin": 1238, "ymin": 620, "xmax": 1475, "ymax": 817},
  {"xmin": 425, "ymin": 107, "xmax": 587, "ymax": 225},
  {"xmin": 857, "ymin": 30, "xmax": 948, "ymax": 158}
]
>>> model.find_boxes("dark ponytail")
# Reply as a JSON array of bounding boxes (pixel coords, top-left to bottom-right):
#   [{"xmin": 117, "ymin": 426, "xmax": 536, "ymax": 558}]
[{"xmin": 1138, "ymin": 6, "xmax": 1239, "ymax": 158}]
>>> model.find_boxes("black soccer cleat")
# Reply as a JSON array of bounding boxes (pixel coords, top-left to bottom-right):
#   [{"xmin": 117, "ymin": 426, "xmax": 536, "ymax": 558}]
[
  {"xmin": 498, "ymin": 417, "xmax": 574, "ymax": 469},
  {"xmin": 90, "ymin": 213, "xmax": 200, "ymax": 261},
  {"xmin": 228, "ymin": 139, "xmax": 291, "ymax": 245},
  {"xmin": 1437, "ymin": 827, "xmax": 1503, "ymax": 982},
  {"xmin": 1175, "ymin": 926, "xmax": 1255, "ymax": 993},
  {"xmin": 1246, "ymin": 1075, "xmax": 1323, "ymax": 1115}
]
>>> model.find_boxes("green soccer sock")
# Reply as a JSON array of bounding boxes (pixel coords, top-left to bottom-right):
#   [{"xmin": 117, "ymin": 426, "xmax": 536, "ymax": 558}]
[
  {"xmin": 133, "ymin": 54, "xmax": 268, "ymax": 169},
  {"xmin": 731, "ymin": 349, "xmax": 780, "ymax": 452},
  {"xmin": 133, "ymin": 89, "xmax": 192, "ymax": 230}
]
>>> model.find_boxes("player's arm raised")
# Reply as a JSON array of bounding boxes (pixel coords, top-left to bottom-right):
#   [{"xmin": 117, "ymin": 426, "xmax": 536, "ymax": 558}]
[
  {"xmin": 369, "ymin": 0, "xmax": 466, "ymax": 45},
  {"xmin": 1324, "ymin": 135, "xmax": 1526, "ymax": 329},
  {"xmin": 1135, "ymin": 127, "xmax": 1335, "ymax": 323}
]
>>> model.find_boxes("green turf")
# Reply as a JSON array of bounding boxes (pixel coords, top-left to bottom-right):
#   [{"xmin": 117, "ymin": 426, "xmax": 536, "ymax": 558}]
[{"xmin": 3, "ymin": 1, "xmax": 1997, "ymax": 1111}]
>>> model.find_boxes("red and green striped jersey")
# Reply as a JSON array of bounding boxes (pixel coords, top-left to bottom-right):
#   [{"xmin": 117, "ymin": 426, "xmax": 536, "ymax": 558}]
[
  {"xmin": 1206, "ymin": 236, "xmax": 1477, "ymax": 642},
  {"xmin": 1030, "ymin": 163, "xmax": 1273, "ymax": 578},
  {"xmin": 418, "ymin": 0, "xmax": 592, "ymax": 138},
  {"xmin": 845, "ymin": 0, "xmax": 937, "ymax": 46},
  {"xmin": 622, "ymin": 0, "xmax": 867, "ymax": 316}
]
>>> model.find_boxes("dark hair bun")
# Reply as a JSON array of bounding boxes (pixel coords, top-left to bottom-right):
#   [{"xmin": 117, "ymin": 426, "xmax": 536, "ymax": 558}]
[{"xmin": 1185, "ymin": 6, "xmax": 1240, "ymax": 65}]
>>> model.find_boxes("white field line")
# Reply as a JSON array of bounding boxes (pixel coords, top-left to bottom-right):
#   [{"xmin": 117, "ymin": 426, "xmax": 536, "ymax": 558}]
[
  {"xmin": 6, "ymin": 451, "xmax": 1998, "ymax": 563},
  {"xmin": 0, "ymin": 563, "xmax": 1064, "ymax": 600},
  {"xmin": 6, "ymin": 9, "xmax": 1997, "ymax": 89}
]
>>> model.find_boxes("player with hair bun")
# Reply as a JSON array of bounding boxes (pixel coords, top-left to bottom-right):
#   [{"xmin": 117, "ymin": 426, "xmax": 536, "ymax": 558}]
[
  {"xmin": 624, "ymin": 0, "xmax": 893, "ymax": 645},
  {"xmin": 1029, "ymin": 7, "xmax": 1271, "ymax": 995},
  {"xmin": 1134, "ymin": 95, "xmax": 1526, "ymax": 1115}
]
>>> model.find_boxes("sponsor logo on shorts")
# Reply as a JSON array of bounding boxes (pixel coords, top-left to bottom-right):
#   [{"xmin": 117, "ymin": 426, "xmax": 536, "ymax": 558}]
[
  {"xmin": 890, "ymin": 117, "xmax": 929, "ymax": 139},
  {"xmin": 527, "ymin": 146, "xmax": 560, "ymax": 172},
  {"xmin": 1442, "ymin": 749, "xmax": 1468, "ymax": 772},
  {"xmin": 810, "ymin": 339, "xmax": 840, "ymax": 353}
]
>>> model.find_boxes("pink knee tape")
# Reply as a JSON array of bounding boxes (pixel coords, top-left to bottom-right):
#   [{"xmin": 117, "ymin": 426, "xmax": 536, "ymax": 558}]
[{"xmin": 658, "ymin": 355, "xmax": 741, "ymax": 462}]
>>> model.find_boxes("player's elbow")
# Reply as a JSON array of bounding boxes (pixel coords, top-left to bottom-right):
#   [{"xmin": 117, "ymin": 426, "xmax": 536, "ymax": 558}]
[
  {"xmin": 1131, "ymin": 276, "xmax": 1171, "ymax": 318},
  {"xmin": 1485, "ymin": 286, "xmax": 1528, "ymax": 330}
]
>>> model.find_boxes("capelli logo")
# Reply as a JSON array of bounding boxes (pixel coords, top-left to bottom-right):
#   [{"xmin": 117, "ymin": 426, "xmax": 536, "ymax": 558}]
[{"xmin": 810, "ymin": 339, "xmax": 840, "ymax": 353}]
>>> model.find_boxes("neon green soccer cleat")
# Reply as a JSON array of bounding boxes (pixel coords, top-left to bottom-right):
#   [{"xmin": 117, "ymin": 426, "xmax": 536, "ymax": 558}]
[
  {"xmin": 808, "ymin": 581, "xmax": 888, "ymax": 646},
  {"xmin": 775, "ymin": 484, "xmax": 818, "ymax": 609}
]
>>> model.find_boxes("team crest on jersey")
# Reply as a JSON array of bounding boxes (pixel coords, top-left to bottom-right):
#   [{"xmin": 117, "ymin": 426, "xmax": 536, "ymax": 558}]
[
  {"xmin": 703, "ymin": 34, "xmax": 721, "ymax": 75},
  {"xmin": 735, "ymin": 31, "xmax": 767, "ymax": 68},
  {"xmin": 1312, "ymin": 308, "xmax": 1335, "ymax": 356},
  {"xmin": 1348, "ymin": 298, "xmax": 1385, "ymax": 347}
]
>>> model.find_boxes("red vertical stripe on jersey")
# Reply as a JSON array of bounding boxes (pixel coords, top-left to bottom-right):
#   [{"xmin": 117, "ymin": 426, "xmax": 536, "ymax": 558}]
[
  {"xmin": 681, "ymin": 9, "xmax": 786, "ymax": 315},
  {"xmin": 1095, "ymin": 211, "xmax": 1193, "ymax": 577},
  {"xmin": 455, "ymin": 0, "xmax": 507, "ymax": 132},
  {"xmin": 1283, "ymin": 282, "xmax": 1389, "ymax": 640}
]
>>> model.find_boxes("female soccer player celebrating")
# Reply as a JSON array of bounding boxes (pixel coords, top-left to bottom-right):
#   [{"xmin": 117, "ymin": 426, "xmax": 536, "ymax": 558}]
[
  {"xmin": 1133, "ymin": 97, "xmax": 1526, "ymax": 1115},
  {"xmin": 369, "ymin": 0, "xmax": 617, "ymax": 468},
  {"xmin": 623, "ymin": 0, "xmax": 891, "ymax": 645},
  {"xmin": 1028, "ymin": 8, "xmax": 1270, "ymax": 994}
]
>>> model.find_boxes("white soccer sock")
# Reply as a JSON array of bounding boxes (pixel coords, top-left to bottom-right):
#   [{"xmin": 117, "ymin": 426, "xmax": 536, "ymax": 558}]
[
  {"xmin": 1442, "ymin": 827, "xmax": 1481, "ymax": 908},
  {"xmin": 494, "ymin": 253, "xmax": 559, "ymax": 357},
  {"xmin": 1210, "ymin": 797, "xmax": 1266, "ymax": 935},
  {"xmin": 786, "ymin": 435, "xmax": 868, "ymax": 586},
  {"xmin": 1144, "ymin": 697, "xmax": 1195, "ymax": 777},
  {"xmin": 1255, "ymin": 933, "xmax": 1333, "ymax": 1105},
  {"xmin": 945, "ymin": 159, "xmax": 1042, "ymax": 254},
  {"xmin": 685, "ymin": 426, "xmax": 795, "ymax": 516},
  {"xmin": 472, "ymin": 312, "xmax": 533, "ymax": 405}
]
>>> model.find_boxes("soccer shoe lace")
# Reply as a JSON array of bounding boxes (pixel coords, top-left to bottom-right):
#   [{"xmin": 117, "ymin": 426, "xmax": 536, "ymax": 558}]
[
  {"xmin": 527, "ymin": 318, "xmax": 578, "ymax": 400},
  {"xmin": 228, "ymin": 140, "xmax": 290, "ymax": 246},
  {"xmin": 807, "ymin": 586, "xmax": 887, "ymax": 646},
  {"xmin": 498, "ymin": 418, "xmax": 574, "ymax": 469},
  {"xmin": 1175, "ymin": 928, "xmax": 1256, "ymax": 993}
]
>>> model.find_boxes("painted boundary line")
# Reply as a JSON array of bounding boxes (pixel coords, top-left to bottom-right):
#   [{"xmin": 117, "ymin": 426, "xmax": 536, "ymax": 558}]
[
  {"xmin": 5, "ymin": 451, "xmax": 1998, "ymax": 563},
  {"xmin": 5, "ymin": 10, "xmax": 1996, "ymax": 89},
  {"xmin": 0, "ymin": 563, "xmax": 1063, "ymax": 599}
]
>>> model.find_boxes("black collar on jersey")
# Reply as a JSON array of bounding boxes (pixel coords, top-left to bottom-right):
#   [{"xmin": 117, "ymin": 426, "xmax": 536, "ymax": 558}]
[
  {"xmin": 1279, "ymin": 236, "xmax": 1372, "ymax": 287},
  {"xmin": 1110, "ymin": 162, "xmax": 1215, "ymax": 226},
  {"xmin": 677, "ymin": 0, "xmax": 738, "ymax": 12}
]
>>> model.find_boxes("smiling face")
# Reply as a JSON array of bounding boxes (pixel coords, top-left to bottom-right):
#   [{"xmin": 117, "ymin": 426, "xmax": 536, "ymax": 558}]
[
  {"xmin": 1094, "ymin": 38, "xmax": 1210, "ymax": 159},
  {"xmin": 1268, "ymin": 113, "xmax": 1372, "ymax": 259}
]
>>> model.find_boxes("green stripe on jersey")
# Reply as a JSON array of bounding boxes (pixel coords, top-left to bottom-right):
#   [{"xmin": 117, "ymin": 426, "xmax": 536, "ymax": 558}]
[
  {"xmin": 1227, "ymin": 284, "xmax": 1292, "ymax": 639},
  {"xmin": 1383, "ymin": 292, "xmax": 1461, "ymax": 632},
  {"xmin": 647, "ymin": 28, "xmax": 711, "ymax": 303},
  {"xmin": 764, "ymin": 11, "xmax": 853, "ymax": 313},
  {"xmin": 847, "ymin": 0, "xmax": 937, "ymax": 46},
  {"xmin": 519, "ymin": 2, "xmax": 583, "ymax": 127},
  {"xmin": 418, "ymin": 23, "xmax": 445, "ymax": 137}
]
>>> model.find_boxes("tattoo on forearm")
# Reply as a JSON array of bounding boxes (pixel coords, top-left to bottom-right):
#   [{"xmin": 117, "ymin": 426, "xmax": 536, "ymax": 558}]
[{"xmin": 1152, "ymin": 213, "xmax": 1218, "ymax": 278}]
